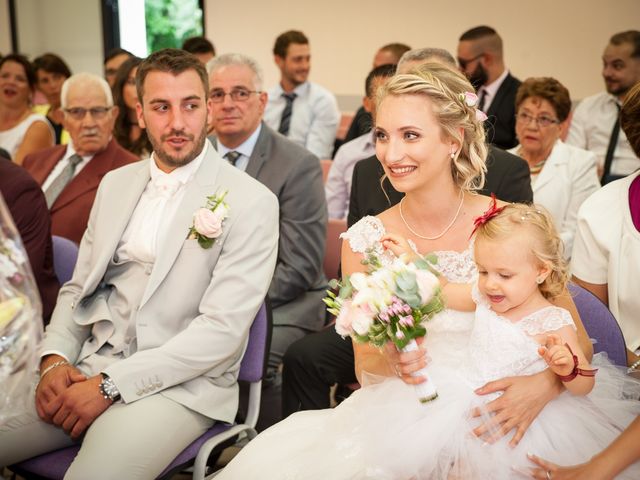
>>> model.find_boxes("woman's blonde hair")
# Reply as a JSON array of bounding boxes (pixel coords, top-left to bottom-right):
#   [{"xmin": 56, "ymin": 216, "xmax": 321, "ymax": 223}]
[
  {"xmin": 474, "ymin": 203, "xmax": 568, "ymax": 299},
  {"xmin": 376, "ymin": 61, "xmax": 488, "ymax": 192}
]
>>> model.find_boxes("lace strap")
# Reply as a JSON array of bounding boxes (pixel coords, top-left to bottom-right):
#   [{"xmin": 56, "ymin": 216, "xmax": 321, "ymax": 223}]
[
  {"xmin": 519, "ymin": 306, "xmax": 576, "ymax": 336},
  {"xmin": 340, "ymin": 216, "xmax": 386, "ymax": 255}
]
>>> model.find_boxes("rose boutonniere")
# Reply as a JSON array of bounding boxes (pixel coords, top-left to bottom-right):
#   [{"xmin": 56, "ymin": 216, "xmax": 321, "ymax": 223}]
[{"xmin": 188, "ymin": 190, "xmax": 229, "ymax": 249}]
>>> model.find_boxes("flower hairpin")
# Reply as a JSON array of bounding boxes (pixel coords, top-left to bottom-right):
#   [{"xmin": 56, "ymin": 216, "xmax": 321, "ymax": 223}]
[
  {"xmin": 459, "ymin": 92, "xmax": 488, "ymax": 122},
  {"xmin": 470, "ymin": 193, "xmax": 505, "ymax": 238}
]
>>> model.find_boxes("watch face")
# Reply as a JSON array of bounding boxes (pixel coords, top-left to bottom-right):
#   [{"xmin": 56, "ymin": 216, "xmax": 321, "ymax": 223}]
[{"xmin": 101, "ymin": 377, "xmax": 120, "ymax": 401}]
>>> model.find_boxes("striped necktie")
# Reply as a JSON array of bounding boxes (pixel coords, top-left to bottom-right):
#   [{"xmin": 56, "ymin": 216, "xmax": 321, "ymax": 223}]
[
  {"xmin": 44, "ymin": 153, "xmax": 83, "ymax": 208},
  {"xmin": 278, "ymin": 93, "xmax": 297, "ymax": 136}
]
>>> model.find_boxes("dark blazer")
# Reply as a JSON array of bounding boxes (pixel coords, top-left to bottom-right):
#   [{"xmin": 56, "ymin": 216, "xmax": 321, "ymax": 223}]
[
  {"xmin": 484, "ymin": 73, "xmax": 521, "ymax": 150},
  {"xmin": 0, "ymin": 159, "xmax": 59, "ymax": 324},
  {"xmin": 348, "ymin": 146, "xmax": 533, "ymax": 227},
  {"xmin": 211, "ymin": 123, "xmax": 328, "ymax": 331},
  {"xmin": 22, "ymin": 139, "xmax": 138, "ymax": 244}
]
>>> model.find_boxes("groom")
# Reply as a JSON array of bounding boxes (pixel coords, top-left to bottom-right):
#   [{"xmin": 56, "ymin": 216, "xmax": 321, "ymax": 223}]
[{"xmin": 0, "ymin": 49, "xmax": 279, "ymax": 478}]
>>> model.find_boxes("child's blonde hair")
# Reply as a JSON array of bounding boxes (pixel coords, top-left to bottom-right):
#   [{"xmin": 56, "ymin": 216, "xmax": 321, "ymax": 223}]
[{"xmin": 474, "ymin": 203, "xmax": 568, "ymax": 299}]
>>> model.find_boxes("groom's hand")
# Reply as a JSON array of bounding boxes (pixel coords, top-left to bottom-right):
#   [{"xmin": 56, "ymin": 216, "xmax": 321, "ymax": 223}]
[
  {"xmin": 472, "ymin": 370, "xmax": 562, "ymax": 446},
  {"xmin": 52, "ymin": 374, "xmax": 112, "ymax": 439},
  {"xmin": 36, "ymin": 357, "xmax": 86, "ymax": 423}
]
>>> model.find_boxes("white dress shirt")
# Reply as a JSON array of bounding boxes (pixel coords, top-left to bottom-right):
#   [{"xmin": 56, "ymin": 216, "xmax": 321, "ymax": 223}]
[
  {"xmin": 567, "ymin": 91, "xmax": 639, "ymax": 176},
  {"xmin": 325, "ymin": 132, "xmax": 375, "ymax": 219},
  {"xmin": 215, "ymin": 123, "xmax": 262, "ymax": 172},
  {"xmin": 264, "ymin": 81, "xmax": 340, "ymax": 159},
  {"xmin": 41, "ymin": 142, "xmax": 93, "ymax": 191},
  {"xmin": 478, "ymin": 69, "xmax": 509, "ymax": 114}
]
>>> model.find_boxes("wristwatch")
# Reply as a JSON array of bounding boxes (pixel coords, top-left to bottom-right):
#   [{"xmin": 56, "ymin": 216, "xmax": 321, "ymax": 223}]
[{"xmin": 99, "ymin": 374, "xmax": 121, "ymax": 402}]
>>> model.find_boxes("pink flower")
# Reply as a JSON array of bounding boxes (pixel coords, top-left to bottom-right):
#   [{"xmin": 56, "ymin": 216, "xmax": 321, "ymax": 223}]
[
  {"xmin": 415, "ymin": 270, "xmax": 440, "ymax": 304},
  {"xmin": 462, "ymin": 91, "xmax": 479, "ymax": 107},
  {"xmin": 193, "ymin": 208, "xmax": 224, "ymax": 239},
  {"xmin": 335, "ymin": 300, "xmax": 374, "ymax": 337}
]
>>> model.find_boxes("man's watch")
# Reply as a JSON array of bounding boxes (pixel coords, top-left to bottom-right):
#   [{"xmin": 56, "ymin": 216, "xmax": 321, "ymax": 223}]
[{"xmin": 99, "ymin": 374, "xmax": 121, "ymax": 402}]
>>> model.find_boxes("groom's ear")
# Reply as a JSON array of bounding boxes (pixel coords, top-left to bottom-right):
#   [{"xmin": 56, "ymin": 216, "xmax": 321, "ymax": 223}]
[{"xmin": 136, "ymin": 102, "xmax": 146, "ymax": 129}]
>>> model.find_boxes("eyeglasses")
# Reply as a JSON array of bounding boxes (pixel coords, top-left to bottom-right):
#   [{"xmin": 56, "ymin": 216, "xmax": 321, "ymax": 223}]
[
  {"xmin": 210, "ymin": 88, "xmax": 261, "ymax": 103},
  {"xmin": 64, "ymin": 107, "xmax": 112, "ymax": 120},
  {"xmin": 457, "ymin": 54, "xmax": 483, "ymax": 69},
  {"xmin": 515, "ymin": 111, "xmax": 560, "ymax": 128}
]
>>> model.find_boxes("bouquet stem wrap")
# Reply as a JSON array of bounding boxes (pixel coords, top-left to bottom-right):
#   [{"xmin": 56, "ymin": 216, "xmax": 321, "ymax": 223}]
[{"xmin": 400, "ymin": 339, "xmax": 438, "ymax": 403}]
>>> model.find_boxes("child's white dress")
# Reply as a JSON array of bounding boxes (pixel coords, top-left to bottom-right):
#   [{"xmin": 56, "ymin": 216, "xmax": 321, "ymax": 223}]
[{"xmin": 218, "ymin": 217, "xmax": 640, "ymax": 479}]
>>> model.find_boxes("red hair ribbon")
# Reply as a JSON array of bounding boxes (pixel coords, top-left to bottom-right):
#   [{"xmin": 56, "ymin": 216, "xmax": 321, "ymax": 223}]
[{"xmin": 470, "ymin": 193, "xmax": 506, "ymax": 238}]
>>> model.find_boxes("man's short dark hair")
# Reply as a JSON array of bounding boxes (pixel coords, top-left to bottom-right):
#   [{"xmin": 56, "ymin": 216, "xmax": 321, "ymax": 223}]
[
  {"xmin": 379, "ymin": 43, "xmax": 411, "ymax": 62},
  {"xmin": 273, "ymin": 30, "xmax": 309, "ymax": 58},
  {"xmin": 365, "ymin": 64, "xmax": 396, "ymax": 97},
  {"xmin": 459, "ymin": 25, "xmax": 498, "ymax": 42},
  {"xmin": 104, "ymin": 48, "xmax": 133, "ymax": 65},
  {"xmin": 0, "ymin": 54, "xmax": 37, "ymax": 89},
  {"xmin": 136, "ymin": 48, "xmax": 209, "ymax": 101},
  {"xmin": 610, "ymin": 30, "xmax": 640, "ymax": 58},
  {"xmin": 182, "ymin": 36, "xmax": 216, "ymax": 56},
  {"xmin": 33, "ymin": 53, "xmax": 72, "ymax": 79}
]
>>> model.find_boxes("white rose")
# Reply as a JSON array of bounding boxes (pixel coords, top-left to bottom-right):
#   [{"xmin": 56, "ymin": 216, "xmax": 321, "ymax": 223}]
[
  {"xmin": 351, "ymin": 306, "xmax": 375, "ymax": 336},
  {"xmin": 193, "ymin": 208, "xmax": 224, "ymax": 238},
  {"xmin": 415, "ymin": 269, "xmax": 440, "ymax": 304}
]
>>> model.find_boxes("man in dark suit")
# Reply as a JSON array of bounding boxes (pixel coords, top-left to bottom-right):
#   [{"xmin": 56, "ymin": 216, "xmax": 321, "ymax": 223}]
[
  {"xmin": 457, "ymin": 26, "xmax": 521, "ymax": 150},
  {"xmin": 22, "ymin": 73, "xmax": 138, "ymax": 244},
  {"xmin": 0, "ymin": 159, "xmax": 59, "ymax": 324},
  {"xmin": 348, "ymin": 147, "xmax": 532, "ymax": 226},
  {"xmin": 207, "ymin": 53, "xmax": 327, "ymax": 375}
]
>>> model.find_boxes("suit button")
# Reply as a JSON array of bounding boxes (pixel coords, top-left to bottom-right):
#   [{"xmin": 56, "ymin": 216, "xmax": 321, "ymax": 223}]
[
  {"xmin": 70, "ymin": 302, "xmax": 75, "ymax": 309},
  {"xmin": 155, "ymin": 380, "xmax": 163, "ymax": 388},
  {"xmin": 136, "ymin": 389, "xmax": 144, "ymax": 396}
]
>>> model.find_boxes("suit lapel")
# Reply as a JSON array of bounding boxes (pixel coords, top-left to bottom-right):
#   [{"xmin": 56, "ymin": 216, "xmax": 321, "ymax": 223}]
[
  {"xmin": 487, "ymin": 74, "xmax": 512, "ymax": 117},
  {"xmin": 532, "ymin": 141, "xmax": 564, "ymax": 193},
  {"xmin": 245, "ymin": 124, "xmax": 270, "ymax": 178},
  {"xmin": 81, "ymin": 161, "xmax": 150, "ymax": 296},
  {"xmin": 139, "ymin": 146, "xmax": 222, "ymax": 307},
  {"xmin": 30, "ymin": 147, "xmax": 66, "ymax": 185}
]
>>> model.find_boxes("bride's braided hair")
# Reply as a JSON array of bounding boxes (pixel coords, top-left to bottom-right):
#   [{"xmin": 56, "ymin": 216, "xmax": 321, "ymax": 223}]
[{"xmin": 376, "ymin": 62, "xmax": 487, "ymax": 193}]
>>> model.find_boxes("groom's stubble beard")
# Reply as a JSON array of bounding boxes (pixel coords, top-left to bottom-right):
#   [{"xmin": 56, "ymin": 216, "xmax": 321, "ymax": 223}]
[{"xmin": 147, "ymin": 123, "xmax": 208, "ymax": 169}]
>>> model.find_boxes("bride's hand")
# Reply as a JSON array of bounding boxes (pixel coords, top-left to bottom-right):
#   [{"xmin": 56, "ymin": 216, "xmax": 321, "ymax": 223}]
[
  {"xmin": 381, "ymin": 233, "xmax": 418, "ymax": 262},
  {"xmin": 383, "ymin": 337, "xmax": 429, "ymax": 385},
  {"xmin": 472, "ymin": 369, "xmax": 562, "ymax": 446}
]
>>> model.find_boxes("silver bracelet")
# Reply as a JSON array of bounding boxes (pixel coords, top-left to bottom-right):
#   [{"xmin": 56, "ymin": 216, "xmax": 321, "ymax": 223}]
[
  {"xmin": 627, "ymin": 359, "xmax": 640, "ymax": 374},
  {"xmin": 40, "ymin": 360, "xmax": 69, "ymax": 379}
]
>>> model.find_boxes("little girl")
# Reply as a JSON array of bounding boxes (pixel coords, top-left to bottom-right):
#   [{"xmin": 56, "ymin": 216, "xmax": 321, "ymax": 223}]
[{"xmin": 219, "ymin": 203, "xmax": 640, "ymax": 479}]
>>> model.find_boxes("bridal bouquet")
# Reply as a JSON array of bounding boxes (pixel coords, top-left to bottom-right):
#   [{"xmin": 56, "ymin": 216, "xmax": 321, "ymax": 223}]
[{"xmin": 324, "ymin": 254, "xmax": 445, "ymax": 402}]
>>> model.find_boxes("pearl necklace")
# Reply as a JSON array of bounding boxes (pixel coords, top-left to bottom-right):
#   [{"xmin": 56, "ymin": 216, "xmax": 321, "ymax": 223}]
[{"xmin": 399, "ymin": 190, "xmax": 465, "ymax": 240}]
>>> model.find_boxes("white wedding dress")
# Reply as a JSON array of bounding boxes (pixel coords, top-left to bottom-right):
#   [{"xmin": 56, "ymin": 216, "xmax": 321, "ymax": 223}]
[{"xmin": 218, "ymin": 217, "xmax": 640, "ymax": 479}]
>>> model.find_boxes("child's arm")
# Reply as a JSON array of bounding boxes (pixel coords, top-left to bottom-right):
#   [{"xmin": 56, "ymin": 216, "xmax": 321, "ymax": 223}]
[
  {"xmin": 381, "ymin": 233, "xmax": 475, "ymax": 311},
  {"xmin": 538, "ymin": 328, "xmax": 596, "ymax": 395}
]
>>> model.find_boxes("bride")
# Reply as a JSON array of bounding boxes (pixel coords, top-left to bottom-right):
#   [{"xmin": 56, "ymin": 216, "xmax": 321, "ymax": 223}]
[{"xmin": 217, "ymin": 62, "xmax": 594, "ymax": 479}]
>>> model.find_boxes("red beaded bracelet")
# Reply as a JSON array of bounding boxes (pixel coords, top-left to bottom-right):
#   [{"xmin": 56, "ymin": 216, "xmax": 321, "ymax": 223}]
[{"xmin": 556, "ymin": 343, "xmax": 598, "ymax": 382}]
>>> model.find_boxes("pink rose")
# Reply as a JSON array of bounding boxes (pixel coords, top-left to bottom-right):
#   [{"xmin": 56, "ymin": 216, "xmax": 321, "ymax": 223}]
[
  {"xmin": 335, "ymin": 300, "xmax": 374, "ymax": 337},
  {"xmin": 415, "ymin": 269, "xmax": 440, "ymax": 304},
  {"xmin": 335, "ymin": 300, "xmax": 354, "ymax": 336},
  {"xmin": 193, "ymin": 208, "xmax": 224, "ymax": 238},
  {"xmin": 462, "ymin": 91, "xmax": 478, "ymax": 107}
]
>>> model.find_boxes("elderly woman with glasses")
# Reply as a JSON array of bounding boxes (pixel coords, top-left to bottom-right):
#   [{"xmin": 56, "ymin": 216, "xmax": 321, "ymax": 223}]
[{"xmin": 509, "ymin": 77, "xmax": 599, "ymax": 258}]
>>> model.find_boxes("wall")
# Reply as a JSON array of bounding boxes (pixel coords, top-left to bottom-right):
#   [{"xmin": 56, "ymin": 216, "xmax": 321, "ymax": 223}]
[
  {"xmin": 205, "ymin": 0, "xmax": 640, "ymax": 109},
  {"xmin": 0, "ymin": 0, "xmax": 12, "ymax": 54},
  {"xmin": 12, "ymin": 0, "xmax": 103, "ymax": 75}
]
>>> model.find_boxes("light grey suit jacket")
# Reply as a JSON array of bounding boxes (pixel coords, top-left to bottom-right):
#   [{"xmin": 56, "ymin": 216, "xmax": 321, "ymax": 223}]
[
  {"xmin": 211, "ymin": 123, "xmax": 327, "ymax": 331},
  {"xmin": 42, "ymin": 145, "xmax": 279, "ymax": 423}
]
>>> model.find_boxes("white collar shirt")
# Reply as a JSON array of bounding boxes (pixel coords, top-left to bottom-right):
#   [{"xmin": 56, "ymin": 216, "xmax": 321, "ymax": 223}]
[
  {"xmin": 216, "ymin": 123, "xmax": 262, "ymax": 172},
  {"xmin": 41, "ymin": 142, "xmax": 94, "ymax": 192},
  {"xmin": 478, "ymin": 69, "xmax": 509, "ymax": 114}
]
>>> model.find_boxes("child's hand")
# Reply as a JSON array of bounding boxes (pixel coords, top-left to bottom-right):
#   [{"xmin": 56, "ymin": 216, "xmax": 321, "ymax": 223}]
[
  {"xmin": 381, "ymin": 233, "xmax": 418, "ymax": 262},
  {"xmin": 537, "ymin": 334, "xmax": 574, "ymax": 376}
]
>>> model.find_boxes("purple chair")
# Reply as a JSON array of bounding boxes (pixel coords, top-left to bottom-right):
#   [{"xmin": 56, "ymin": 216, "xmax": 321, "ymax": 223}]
[
  {"xmin": 51, "ymin": 236, "xmax": 79, "ymax": 284},
  {"xmin": 9, "ymin": 300, "xmax": 272, "ymax": 480},
  {"xmin": 569, "ymin": 283, "xmax": 627, "ymax": 366}
]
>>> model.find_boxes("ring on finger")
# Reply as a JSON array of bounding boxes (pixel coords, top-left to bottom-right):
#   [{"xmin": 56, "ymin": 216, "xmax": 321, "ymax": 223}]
[
  {"xmin": 394, "ymin": 364, "xmax": 402, "ymax": 377},
  {"xmin": 546, "ymin": 470, "xmax": 552, "ymax": 480}
]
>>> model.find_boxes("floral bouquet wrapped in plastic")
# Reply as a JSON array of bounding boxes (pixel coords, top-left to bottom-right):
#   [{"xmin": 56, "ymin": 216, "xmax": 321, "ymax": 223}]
[
  {"xmin": 324, "ymin": 254, "xmax": 445, "ymax": 402},
  {"xmin": 0, "ymin": 194, "xmax": 43, "ymax": 424}
]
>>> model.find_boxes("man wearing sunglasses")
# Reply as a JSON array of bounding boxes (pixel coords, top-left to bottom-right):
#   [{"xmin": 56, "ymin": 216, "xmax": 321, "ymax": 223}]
[
  {"xmin": 457, "ymin": 25, "xmax": 521, "ymax": 150},
  {"xmin": 22, "ymin": 73, "xmax": 137, "ymax": 244}
]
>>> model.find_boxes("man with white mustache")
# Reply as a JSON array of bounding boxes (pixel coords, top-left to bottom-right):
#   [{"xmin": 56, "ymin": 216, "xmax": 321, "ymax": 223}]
[{"xmin": 23, "ymin": 73, "xmax": 138, "ymax": 244}]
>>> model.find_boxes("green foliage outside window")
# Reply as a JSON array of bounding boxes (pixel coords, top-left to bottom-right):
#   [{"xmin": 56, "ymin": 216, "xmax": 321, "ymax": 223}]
[{"xmin": 145, "ymin": 0, "xmax": 203, "ymax": 53}]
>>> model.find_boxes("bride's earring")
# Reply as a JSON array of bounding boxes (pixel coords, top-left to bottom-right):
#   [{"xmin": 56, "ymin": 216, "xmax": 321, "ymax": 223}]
[
  {"xmin": 450, "ymin": 151, "xmax": 456, "ymax": 160},
  {"xmin": 536, "ymin": 276, "xmax": 544, "ymax": 284}
]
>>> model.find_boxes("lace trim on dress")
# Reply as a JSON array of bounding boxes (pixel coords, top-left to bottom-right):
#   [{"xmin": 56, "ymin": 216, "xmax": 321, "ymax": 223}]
[
  {"xmin": 518, "ymin": 306, "xmax": 576, "ymax": 336},
  {"xmin": 342, "ymin": 216, "xmax": 477, "ymax": 284}
]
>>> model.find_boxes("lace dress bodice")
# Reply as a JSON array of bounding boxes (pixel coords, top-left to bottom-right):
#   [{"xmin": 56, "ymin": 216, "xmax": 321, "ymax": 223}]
[
  {"xmin": 342, "ymin": 216, "xmax": 477, "ymax": 284},
  {"xmin": 342, "ymin": 216, "xmax": 476, "ymax": 360},
  {"xmin": 467, "ymin": 286, "xmax": 576, "ymax": 387}
]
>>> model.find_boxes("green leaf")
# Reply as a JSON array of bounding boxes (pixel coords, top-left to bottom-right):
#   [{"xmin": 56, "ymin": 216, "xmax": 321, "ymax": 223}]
[{"xmin": 197, "ymin": 235, "xmax": 214, "ymax": 249}]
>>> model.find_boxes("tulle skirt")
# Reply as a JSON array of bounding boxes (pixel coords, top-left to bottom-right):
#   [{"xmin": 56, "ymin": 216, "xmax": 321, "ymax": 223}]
[{"xmin": 218, "ymin": 353, "xmax": 640, "ymax": 479}]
